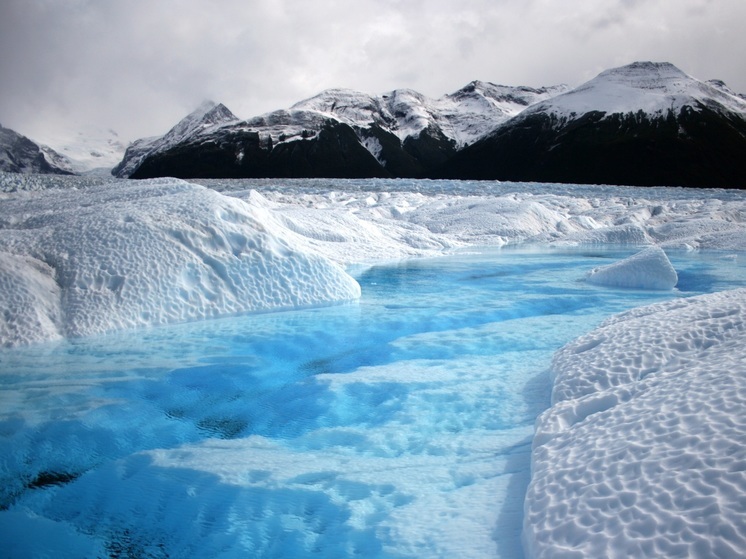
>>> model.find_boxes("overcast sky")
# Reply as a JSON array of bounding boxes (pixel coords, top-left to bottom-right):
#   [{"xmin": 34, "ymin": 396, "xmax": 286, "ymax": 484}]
[{"xmin": 2, "ymin": 0, "xmax": 745, "ymax": 145}]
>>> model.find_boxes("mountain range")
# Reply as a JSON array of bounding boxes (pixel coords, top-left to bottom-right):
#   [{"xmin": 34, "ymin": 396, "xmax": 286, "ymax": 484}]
[
  {"xmin": 437, "ymin": 62, "xmax": 746, "ymax": 188},
  {"xmin": 4, "ymin": 62, "xmax": 746, "ymax": 187},
  {"xmin": 114, "ymin": 81, "xmax": 567, "ymax": 181}
]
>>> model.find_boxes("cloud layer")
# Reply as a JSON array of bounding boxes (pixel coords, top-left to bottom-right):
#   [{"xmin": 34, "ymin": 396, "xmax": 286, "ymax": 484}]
[{"xmin": 1, "ymin": 0, "xmax": 745, "ymax": 143}]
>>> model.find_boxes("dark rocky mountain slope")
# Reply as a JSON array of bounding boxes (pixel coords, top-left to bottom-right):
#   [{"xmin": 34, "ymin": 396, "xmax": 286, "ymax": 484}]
[
  {"xmin": 0, "ymin": 124, "xmax": 72, "ymax": 175},
  {"xmin": 116, "ymin": 84, "xmax": 565, "ymax": 180},
  {"xmin": 434, "ymin": 62, "xmax": 746, "ymax": 188}
]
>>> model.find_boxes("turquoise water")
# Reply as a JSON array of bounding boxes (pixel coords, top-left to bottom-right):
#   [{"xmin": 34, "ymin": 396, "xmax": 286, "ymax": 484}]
[{"xmin": 1, "ymin": 247, "xmax": 744, "ymax": 558}]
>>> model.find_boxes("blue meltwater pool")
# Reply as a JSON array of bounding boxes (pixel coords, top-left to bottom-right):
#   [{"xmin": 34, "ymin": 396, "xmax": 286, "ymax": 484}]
[{"xmin": 1, "ymin": 247, "xmax": 744, "ymax": 558}]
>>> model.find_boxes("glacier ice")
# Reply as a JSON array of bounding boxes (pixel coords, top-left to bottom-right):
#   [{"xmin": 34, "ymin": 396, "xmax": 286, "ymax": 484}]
[
  {"xmin": 0, "ymin": 178, "xmax": 360, "ymax": 346},
  {"xmin": 526, "ymin": 289, "xmax": 746, "ymax": 558},
  {"xmin": 4, "ymin": 174, "xmax": 746, "ymax": 346},
  {"xmin": 585, "ymin": 246, "xmax": 678, "ymax": 290},
  {"xmin": 2, "ymin": 174, "xmax": 746, "ymax": 558}
]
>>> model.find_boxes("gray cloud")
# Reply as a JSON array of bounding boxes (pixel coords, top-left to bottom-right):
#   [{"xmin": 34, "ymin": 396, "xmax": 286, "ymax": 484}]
[{"xmin": 1, "ymin": 0, "xmax": 745, "ymax": 145}]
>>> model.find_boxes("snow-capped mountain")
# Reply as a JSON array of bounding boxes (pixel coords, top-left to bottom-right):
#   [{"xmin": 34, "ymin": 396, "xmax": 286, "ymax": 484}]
[
  {"xmin": 115, "ymin": 62, "xmax": 746, "ymax": 187},
  {"xmin": 117, "ymin": 82, "xmax": 567, "ymax": 180},
  {"xmin": 524, "ymin": 61, "xmax": 745, "ymax": 118},
  {"xmin": 437, "ymin": 62, "xmax": 746, "ymax": 188},
  {"xmin": 33, "ymin": 127, "xmax": 128, "ymax": 175},
  {"xmin": 433, "ymin": 81, "xmax": 568, "ymax": 146},
  {"xmin": 112, "ymin": 100, "xmax": 239, "ymax": 178},
  {"xmin": 285, "ymin": 82, "xmax": 566, "ymax": 147},
  {"xmin": 0, "ymin": 124, "xmax": 72, "ymax": 175}
]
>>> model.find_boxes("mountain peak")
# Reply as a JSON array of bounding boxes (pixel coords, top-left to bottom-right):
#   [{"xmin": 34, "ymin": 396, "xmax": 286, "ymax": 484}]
[
  {"xmin": 183, "ymin": 100, "xmax": 237, "ymax": 126},
  {"xmin": 163, "ymin": 101, "xmax": 238, "ymax": 143},
  {"xmin": 525, "ymin": 60, "xmax": 746, "ymax": 119},
  {"xmin": 291, "ymin": 88, "xmax": 379, "ymax": 111},
  {"xmin": 593, "ymin": 61, "xmax": 690, "ymax": 91},
  {"xmin": 111, "ymin": 101, "xmax": 238, "ymax": 178},
  {"xmin": 437, "ymin": 61, "xmax": 746, "ymax": 187},
  {"xmin": 192, "ymin": 99, "xmax": 219, "ymax": 115},
  {"xmin": 605, "ymin": 60, "xmax": 685, "ymax": 76}
]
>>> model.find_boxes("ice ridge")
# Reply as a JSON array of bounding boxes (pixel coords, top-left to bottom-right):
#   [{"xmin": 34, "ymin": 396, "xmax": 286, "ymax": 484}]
[{"xmin": 0, "ymin": 179, "xmax": 360, "ymax": 346}]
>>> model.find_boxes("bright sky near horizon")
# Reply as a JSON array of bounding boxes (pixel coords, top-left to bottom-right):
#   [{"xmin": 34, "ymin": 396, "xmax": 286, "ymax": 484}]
[{"xmin": 1, "ymin": 0, "xmax": 745, "ymax": 144}]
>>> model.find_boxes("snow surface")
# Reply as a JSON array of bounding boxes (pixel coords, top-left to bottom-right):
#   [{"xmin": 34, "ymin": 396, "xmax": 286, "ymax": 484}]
[
  {"xmin": 4, "ymin": 174, "xmax": 746, "ymax": 347},
  {"xmin": 527, "ymin": 288, "xmax": 746, "ymax": 558},
  {"xmin": 585, "ymin": 246, "xmax": 678, "ymax": 290},
  {"xmin": 2, "ymin": 174, "xmax": 746, "ymax": 558},
  {"xmin": 0, "ymin": 177, "xmax": 360, "ymax": 346}
]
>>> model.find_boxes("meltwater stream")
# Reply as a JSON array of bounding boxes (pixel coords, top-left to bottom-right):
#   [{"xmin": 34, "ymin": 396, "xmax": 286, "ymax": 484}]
[{"xmin": 1, "ymin": 247, "xmax": 744, "ymax": 558}]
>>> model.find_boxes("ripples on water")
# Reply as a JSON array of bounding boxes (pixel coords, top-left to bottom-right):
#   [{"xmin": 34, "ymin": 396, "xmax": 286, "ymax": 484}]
[{"xmin": 2, "ymin": 244, "xmax": 745, "ymax": 558}]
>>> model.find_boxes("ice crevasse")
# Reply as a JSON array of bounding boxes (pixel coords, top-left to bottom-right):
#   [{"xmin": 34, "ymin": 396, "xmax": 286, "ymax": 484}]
[{"xmin": 0, "ymin": 179, "xmax": 361, "ymax": 347}]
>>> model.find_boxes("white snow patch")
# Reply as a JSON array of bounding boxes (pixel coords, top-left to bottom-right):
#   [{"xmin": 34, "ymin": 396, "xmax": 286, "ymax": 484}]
[
  {"xmin": 0, "ymin": 252, "xmax": 63, "ymax": 346},
  {"xmin": 361, "ymin": 136, "xmax": 385, "ymax": 164},
  {"xmin": 0, "ymin": 179, "xmax": 360, "ymax": 346},
  {"xmin": 526, "ymin": 288, "xmax": 746, "ymax": 558},
  {"xmin": 585, "ymin": 246, "xmax": 678, "ymax": 290}
]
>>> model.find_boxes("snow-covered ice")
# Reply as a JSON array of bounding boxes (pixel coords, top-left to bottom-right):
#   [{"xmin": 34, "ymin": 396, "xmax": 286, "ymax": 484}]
[
  {"xmin": 527, "ymin": 289, "xmax": 746, "ymax": 558},
  {"xmin": 1, "ymin": 173, "xmax": 746, "ymax": 558},
  {"xmin": 0, "ymin": 177, "xmax": 360, "ymax": 346},
  {"xmin": 585, "ymin": 246, "xmax": 678, "ymax": 290},
  {"xmin": 5, "ymin": 175, "xmax": 746, "ymax": 347}
]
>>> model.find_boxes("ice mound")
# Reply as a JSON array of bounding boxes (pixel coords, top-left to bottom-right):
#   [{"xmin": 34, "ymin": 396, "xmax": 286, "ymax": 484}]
[
  {"xmin": 405, "ymin": 196, "xmax": 573, "ymax": 246},
  {"xmin": 585, "ymin": 246, "xmax": 678, "ymax": 290},
  {"xmin": 0, "ymin": 179, "xmax": 360, "ymax": 346},
  {"xmin": 270, "ymin": 197, "xmax": 455, "ymax": 264},
  {"xmin": 0, "ymin": 252, "xmax": 63, "ymax": 346},
  {"xmin": 525, "ymin": 288, "xmax": 746, "ymax": 558},
  {"xmin": 559, "ymin": 223, "xmax": 651, "ymax": 245}
]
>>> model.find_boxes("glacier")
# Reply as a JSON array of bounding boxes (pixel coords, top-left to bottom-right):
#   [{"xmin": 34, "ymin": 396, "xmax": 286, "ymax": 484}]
[
  {"xmin": 5, "ymin": 174, "xmax": 746, "ymax": 347},
  {"xmin": 1, "ymin": 173, "xmax": 746, "ymax": 558},
  {"xmin": 0, "ymin": 177, "xmax": 360, "ymax": 347}
]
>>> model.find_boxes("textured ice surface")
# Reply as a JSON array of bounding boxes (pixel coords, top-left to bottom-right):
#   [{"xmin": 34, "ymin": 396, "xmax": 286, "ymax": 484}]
[
  {"xmin": 0, "ymin": 252, "xmax": 63, "ymax": 346},
  {"xmin": 585, "ymin": 246, "xmax": 678, "ymax": 290},
  {"xmin": 2, "ymin": 175, "xmax": 746, "ymax": 558},
  {"xmin": 527, "ymin": 288, "xmax": 746, "ymax": 558},
  {"xmin": 0, "ymin": 178, "xmax": 360, "ymax": 346}
]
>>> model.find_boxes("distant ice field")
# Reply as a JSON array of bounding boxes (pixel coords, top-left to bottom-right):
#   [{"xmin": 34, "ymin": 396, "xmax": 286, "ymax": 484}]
[{"xmin": 2, "ymin": 244, "xmax": 745, "ymax": 558}]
